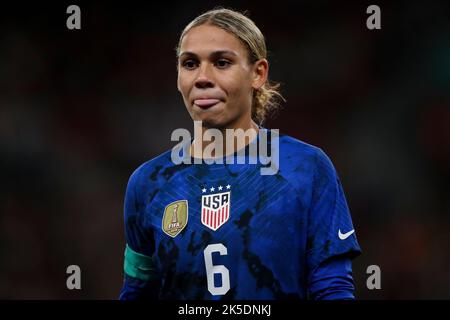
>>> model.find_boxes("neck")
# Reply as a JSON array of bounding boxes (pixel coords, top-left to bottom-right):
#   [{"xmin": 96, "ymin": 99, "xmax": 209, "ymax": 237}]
[{"xmin": 190, "ymin": 118, "xmax": 260, "ymax": 159}]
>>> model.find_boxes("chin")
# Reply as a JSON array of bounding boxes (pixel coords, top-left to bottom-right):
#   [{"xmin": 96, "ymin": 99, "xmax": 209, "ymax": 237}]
[
  {"xmin": 200, "ymin": 118, "xmax": 225, "ymax": 129},
  {"xmin": 192, "ymin": 111, "xmax": 239, "ymax": 130},
  {"xmin": 192, "ymin": 113, "xmax": 228, "ymax": 129}
]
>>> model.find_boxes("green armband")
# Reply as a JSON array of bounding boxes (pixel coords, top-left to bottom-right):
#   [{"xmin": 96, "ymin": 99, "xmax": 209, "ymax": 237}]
[{"xmin": 124, "ymin": 244, "xmax": 157, "ymax": 281}]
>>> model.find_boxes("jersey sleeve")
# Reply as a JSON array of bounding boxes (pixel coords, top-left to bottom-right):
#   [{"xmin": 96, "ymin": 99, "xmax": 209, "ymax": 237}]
[
  {"xmin": 306, "ymin": 148, "xmax": 362, "ymax": 299},
  {"xmin": 119, "ymin": 166, "xmax": 160, "ymax": 300}
]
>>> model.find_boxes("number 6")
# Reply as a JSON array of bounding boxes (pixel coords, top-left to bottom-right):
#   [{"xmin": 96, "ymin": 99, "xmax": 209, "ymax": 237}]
[{"xmin": 203, "ymin": 243, "xmax": 230, "ymax": 295}]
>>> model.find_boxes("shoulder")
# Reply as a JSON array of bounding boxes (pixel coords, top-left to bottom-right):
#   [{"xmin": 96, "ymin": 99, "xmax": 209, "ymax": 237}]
[
  {"xmin": 278, "ymin": 132, "xmax": 333, "ymax": 172},
  {"xmin": 126, "ymin": 147, "xmax": 187, "ymax": 195},
  {"xmin": 275, "ymin": 132, "xmax": 338, "ymax": 190},
  {"xmin": 279, "ymin": 133, "xmax": 321, "ymax": 159}
]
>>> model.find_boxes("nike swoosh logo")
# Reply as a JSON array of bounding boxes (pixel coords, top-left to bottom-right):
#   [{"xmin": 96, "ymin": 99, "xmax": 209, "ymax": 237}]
[{"xmin": 338, "ymin": 229, "xmax": 355, "ymax": 240}]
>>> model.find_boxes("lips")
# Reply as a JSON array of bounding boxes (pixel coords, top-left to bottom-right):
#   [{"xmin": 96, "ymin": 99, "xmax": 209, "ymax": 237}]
[{"xmin": 193, "ymin": 99, "xmax": 221, "ymax": 109}]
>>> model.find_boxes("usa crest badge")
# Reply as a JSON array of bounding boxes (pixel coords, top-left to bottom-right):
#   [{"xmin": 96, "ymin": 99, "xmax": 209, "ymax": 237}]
[
  {"xmin": 201, "ymin": 191, "xmax": 231, "ymax": 231},
  {"xmin": 162, "ymin": 200, "xmax": 188, "ymax": 237}
]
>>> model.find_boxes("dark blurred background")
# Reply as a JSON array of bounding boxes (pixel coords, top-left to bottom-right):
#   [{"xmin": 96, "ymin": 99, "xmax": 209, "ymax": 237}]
[{"xmin": 0, "ymin": 0, "xmax": 449, "ymax": 299}]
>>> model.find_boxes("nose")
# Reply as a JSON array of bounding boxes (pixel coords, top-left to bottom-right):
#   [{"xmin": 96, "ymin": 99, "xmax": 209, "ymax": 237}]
[{"xmin": 194, "ymin": 64, "xmax": 214, "ymax": 89}]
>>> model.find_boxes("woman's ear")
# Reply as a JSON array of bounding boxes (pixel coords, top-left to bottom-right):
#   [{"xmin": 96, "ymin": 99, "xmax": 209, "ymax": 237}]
[{"xmin": 252, "ymin": 59, "xmax": 269, "ymax": 90}]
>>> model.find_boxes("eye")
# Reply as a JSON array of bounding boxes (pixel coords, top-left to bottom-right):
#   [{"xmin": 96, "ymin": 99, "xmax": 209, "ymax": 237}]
[
  {"xmin": 181, "ymin": 59, "xmax": 198, "ymax": 70},
  {"xmin": 215, "ymin": 59, "xmax": 231, "ymax": 69}
]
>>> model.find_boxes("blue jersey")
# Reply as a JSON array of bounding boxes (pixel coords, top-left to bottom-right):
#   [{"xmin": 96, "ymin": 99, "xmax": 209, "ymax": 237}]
[{"xmin": 119, "ymin": 129, "xmax": 361, "ymax": 300}]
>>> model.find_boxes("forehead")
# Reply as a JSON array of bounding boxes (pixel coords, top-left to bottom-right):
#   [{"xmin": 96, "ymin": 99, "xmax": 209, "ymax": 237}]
[{"xmin": 179, "ymin": 24, "xmax": 247, "ymax": 57}]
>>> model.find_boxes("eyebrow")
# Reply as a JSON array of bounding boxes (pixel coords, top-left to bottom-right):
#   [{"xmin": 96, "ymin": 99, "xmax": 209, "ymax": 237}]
[{"xmin": 178, "ymin": 50, "xmax": 238, "ymax": 60}]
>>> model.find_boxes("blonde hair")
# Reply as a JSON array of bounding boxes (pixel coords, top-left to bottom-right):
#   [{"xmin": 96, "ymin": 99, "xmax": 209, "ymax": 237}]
[{"xmin": 176, "ymin": 8, "xmax": 285, "ymax": 125}]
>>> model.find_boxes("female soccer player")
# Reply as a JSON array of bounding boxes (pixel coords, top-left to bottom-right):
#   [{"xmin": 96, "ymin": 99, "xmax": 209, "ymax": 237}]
[{"xmin": 119, "ymin": 8, "xmax": 361, "ymax": 300}]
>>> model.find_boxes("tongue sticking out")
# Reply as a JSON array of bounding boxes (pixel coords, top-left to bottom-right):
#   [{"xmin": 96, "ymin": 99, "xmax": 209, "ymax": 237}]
[{"xmin": 194, "ymin": 99, "xmax": 220, "ymax": 108}]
